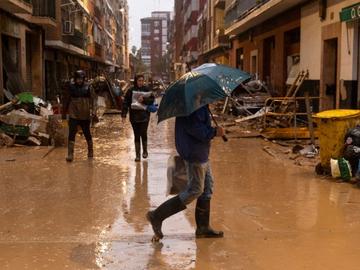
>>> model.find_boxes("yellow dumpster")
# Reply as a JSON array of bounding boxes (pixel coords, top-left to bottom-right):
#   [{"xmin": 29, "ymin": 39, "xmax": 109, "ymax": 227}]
[{"xmin": 313, "ymin": 109, "xmax": 360, "ymax": 172}]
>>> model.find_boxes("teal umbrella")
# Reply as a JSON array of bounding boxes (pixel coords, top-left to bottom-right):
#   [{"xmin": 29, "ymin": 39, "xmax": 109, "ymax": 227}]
[{"xmin": 157, "ymin": 63, "xmax": 251, "ymax": 123}]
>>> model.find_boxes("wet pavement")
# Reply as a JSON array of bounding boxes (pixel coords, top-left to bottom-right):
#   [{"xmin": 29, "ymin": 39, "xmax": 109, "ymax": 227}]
[{"xmin": 1, "ymin": 115, "xmax": 360, "ymax": 269}]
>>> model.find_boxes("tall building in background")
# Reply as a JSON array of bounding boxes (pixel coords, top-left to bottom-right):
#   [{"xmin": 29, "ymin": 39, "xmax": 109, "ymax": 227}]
[{"xmin": 140, "ymin": 11, "xmax": 171, "ymax": 81}]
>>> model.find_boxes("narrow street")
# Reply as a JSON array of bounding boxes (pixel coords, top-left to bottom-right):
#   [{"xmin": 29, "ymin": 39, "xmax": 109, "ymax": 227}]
[{"xmin": 1, "ymin": 115, "xmax": 360, "ymax": 270}]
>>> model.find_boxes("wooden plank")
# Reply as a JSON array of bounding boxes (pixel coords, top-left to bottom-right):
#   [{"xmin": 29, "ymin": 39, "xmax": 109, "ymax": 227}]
[{"xmin": 261, "ymin": 127, "xmax": 318, "ymax": 140}]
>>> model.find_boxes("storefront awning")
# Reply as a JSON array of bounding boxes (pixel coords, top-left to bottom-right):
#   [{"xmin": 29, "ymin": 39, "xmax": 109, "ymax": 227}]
[{"xmin": 340, "ymin": 3, "xmax": 360, "ymax": 22}]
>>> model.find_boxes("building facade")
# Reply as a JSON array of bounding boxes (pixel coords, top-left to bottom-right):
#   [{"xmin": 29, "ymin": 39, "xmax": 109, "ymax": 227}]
[
  {"xmin": 44, "ymin": 0, "xmax": 129, "ymax": 100},
  {"xmin": 222, "ymin": 0, "xmax": 360, "ymax": 110},
  {"xmin": 170, "ymin": 0, "xmax": 201, "ymax": 78},
  {"xmin": 225, "ymin": 0, "xmax": 305, "ymax": 96},
  {"xmin": 198, "ymin": 0, "xmax": 229, "ymax": 65},
  {"xmin": 140, "ymin": 11, "xmax": 171, "ymax": 81},
  {"xmin": 173, "ymin": 0, "xmax": 187, "ymax": 79},
  {"xmin": 0, "ymin": 0, "xmax": 48, "ymax": 103},
  {"xmin": 183, "ymin": 0, "xmax": 199, "ymax": 67},
  {"xmin": 300, "ymin": 0, "xmax": 360, "ymax": 110},
  {"xmin": 0, "ymin": 0, "xmax": 129, "ymax": 103}
]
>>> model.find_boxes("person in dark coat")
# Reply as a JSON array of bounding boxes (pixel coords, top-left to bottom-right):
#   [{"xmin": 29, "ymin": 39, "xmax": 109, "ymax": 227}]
[
  {"xmin": 122, "ymin": 74, "xmax": 155, "ymax": 162},
  {"xmin": 147, "ymin": 105, "xmax": 224, "ymax": 240},
  {"xmin": 62, "ymin": 70, "xmax": 95, "ymax": 162}
]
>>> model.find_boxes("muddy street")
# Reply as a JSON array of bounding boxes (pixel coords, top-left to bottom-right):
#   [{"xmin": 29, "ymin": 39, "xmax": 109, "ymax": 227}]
[{"xmin": 1, "ymin": 115, "xmax": 360, "ymax": 269}]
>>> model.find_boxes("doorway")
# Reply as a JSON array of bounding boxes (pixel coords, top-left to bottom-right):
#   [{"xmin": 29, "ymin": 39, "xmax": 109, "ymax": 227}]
[
  {"xmin": 263, "ymin": 36, "xmax": 275, "ymax": 89},
  {"xmin": 322, "ymin": 38, "xmax": 338, "ymax": 109}
]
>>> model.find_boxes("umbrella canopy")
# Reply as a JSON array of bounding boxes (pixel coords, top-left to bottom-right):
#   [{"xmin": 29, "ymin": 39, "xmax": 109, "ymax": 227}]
[{"xmin": 157, "ymin": 63, "xmax": 251, "ymax": 123}]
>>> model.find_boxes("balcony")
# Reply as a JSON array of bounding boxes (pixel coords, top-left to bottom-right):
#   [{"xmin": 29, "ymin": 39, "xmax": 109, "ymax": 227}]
[
  {"xmin": 30, "ymin": 0, "xmax": 56, "ymax": 27},
  {"xmin": 63, "ymin": 29, "xmax": 85, "ymax": 49},
  {"xmin": 214, "ymin": 0, "xmax": 225, "ymax": 10},
  {"xmin": 213, "ymin": 28, "xmax": 229, "ymax": 47},
  {"xmin": 225, "ymin": 0, "xmax": 306, "ymax": 36},
  {"xmin": 1, "ymin": 0, "xmax": 33, "ymax": 14},
  {"xmin": 94, "ymin": 42, "xmax": 103, "ymax": 58},
  {"xmin": 106, "ymin": 51, "xmax": 114, "ymax": 63}
]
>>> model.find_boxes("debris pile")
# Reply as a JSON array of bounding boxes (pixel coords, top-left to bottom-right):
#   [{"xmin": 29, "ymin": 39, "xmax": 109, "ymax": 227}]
[
  {"xmin": 0, "ymin": 91, "xmax": 66, "ymax": 147},
  {"xmin": 211, "ymin": 70, "xmax": 320, "ymax": 168}
]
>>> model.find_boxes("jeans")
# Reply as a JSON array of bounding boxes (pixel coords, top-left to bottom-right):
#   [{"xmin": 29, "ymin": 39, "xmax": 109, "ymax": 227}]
[
  {"xmin": 68, "ymin": 118, "xmax": 92, "ymax": 142},
  {"xmin": 179, "ymin": 161, "xmax": 214, "ymax": 205}
]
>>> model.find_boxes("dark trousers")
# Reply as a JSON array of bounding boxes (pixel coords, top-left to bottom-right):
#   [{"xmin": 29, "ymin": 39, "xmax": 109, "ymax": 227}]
[
  {"xmin": 131, "ymin": 121, "xmax": 149, "ymax": 145},
  {"xmin": 68, "ymin": 118, "xmax": 92, "ymax": 142}
]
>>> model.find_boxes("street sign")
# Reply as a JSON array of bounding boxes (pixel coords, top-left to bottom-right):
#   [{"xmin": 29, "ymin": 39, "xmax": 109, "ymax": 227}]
[{"xmin": 340, "ymin": 3, "xmax": 360, "ymax": 22}]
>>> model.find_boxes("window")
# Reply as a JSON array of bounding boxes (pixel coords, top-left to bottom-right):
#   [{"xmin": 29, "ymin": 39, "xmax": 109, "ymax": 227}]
[
  {"xmin": 142, "ymin": 23, "xmax": 151, "ymax": 35},
  {"xmin": 74, "ymin": 13, "xmax": 83, "ymax": 31},
  {"xmin": 93, "ymin": 24, "xmax": 102, "ymax": 44}
]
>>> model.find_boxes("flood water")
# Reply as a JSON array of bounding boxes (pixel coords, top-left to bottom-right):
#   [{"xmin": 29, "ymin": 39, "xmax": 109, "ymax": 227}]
[{"xmin": 0, "ymin": 114, "xmax": 360, "ymax": 269}]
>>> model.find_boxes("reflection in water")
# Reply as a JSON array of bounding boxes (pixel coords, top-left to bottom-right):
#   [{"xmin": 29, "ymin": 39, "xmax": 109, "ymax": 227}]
[{"xmin": 123, "ymin": 162, "xmax": 151, "ymax": 232}]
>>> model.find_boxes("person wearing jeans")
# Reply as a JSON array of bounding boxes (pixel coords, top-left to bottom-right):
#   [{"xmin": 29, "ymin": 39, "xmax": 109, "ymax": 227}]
[
  {"xmin": 122, "ymin": 74, "xmax": 155, "ymax": 162},
  {"xmin": 147, "ymin": 105, "xmax": 224, "ymax": 239}
]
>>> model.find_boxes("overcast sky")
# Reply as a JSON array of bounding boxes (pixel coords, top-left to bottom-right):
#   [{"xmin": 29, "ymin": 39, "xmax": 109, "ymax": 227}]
[{"xmin": 128, "ymin": 0, "xmax": 174, "ymax": 49}]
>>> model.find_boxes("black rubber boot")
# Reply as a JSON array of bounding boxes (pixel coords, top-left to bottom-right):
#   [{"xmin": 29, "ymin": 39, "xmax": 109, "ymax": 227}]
[
  {"xmin": 87, "ymin": 140, "xmax": 93, "ymax": 158},
  {"xmin": 142, "ymin": 140, "xmax": 148, "ymax": 159},
  {"xmin": 66, "ymin": 141, "xmax": 75, "ymax": 162},
  {"xmin": 195, "ymin": 199, "xmax": 224, "ymax": 238},
  {"xmin": 146, "ymin": 195, "xmax": 186, "ymax": 240},
  {"xmin": 135, "ymin": 142, "xmax": 141, "ymax": 162}
]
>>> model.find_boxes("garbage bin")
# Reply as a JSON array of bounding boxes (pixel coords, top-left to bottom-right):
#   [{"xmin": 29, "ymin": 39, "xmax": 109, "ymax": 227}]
[{"xmin": 313, "ymin": 109, "xmax": 360, "ymax": 173}]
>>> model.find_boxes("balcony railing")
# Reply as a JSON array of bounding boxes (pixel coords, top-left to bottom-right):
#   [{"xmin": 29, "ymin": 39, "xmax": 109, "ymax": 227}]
[
  {"xmin": 63, "ymin": 29, "xmax": 85, "ymax": 49},
  {"xmin": 225, "ymin": 0, "xmax": 270, "ymax": 28},
  {"xmin": 32, "ymin": 0, "xmax": 55, "ymax": 19},
  {"xmin": 95, "ymin": 42, "xmax": 103, "ymax": 58},
  {"xmin": 2, "ymin": 0, "xmax": 33, "ymax": 14}
]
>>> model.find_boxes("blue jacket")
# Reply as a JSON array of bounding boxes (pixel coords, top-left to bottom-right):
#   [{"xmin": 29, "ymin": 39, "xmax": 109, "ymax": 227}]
[{"xmin": 175, "ymin": 106, "xmax": 216, "ymax": 163}]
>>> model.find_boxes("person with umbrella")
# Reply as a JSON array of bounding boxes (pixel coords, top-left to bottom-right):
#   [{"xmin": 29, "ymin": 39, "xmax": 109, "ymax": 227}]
[
  {"xmin": 147, "ymin": 64, "xmax": 251, "ymax": 240},
  {"xmin": 122, "ymin": 74, "xmax": 155, "ymax": 162}
]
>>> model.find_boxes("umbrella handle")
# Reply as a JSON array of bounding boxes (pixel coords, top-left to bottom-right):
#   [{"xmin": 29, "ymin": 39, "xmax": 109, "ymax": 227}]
[{"xmin": 208, "ymin": 107, "xmax": 228, "ymax": 143}]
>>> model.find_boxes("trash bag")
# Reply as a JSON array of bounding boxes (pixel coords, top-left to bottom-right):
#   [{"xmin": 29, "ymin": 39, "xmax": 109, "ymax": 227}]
[
  {"xmin": 343, "ymin": 144, "xmax": 360, "ymax": 174},
  {"xmin": 344, "ymin": 125, "xmax": 360, "ymax": 146},
  {"xmin": 167, "ymin": 155, "xmax": 187, "ymax": 195}
]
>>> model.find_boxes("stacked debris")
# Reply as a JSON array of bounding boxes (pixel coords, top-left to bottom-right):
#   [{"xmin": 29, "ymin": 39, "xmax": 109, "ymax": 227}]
[
  {"xmin": 211, "ymin": 71, "xmax": 320, "ymax": 168},
  {"xmin": 0, "ymin": 92, "xmax": 67, "ymax": 147}
]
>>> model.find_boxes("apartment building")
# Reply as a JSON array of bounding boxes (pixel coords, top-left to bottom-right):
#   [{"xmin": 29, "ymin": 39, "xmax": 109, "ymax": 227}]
[
  {"xmin": 0, "ymin": 0, "xmax": 129, "ymax": 103},
  {"xmin": 0, "ymin": 0, "xmax": 49, "ymax": 103},
  {"xmin": 141, "ymin": 11, "xmax": 171, "ymax": 80},
  {"xmin": 198, "ymin": 0, "xmax": 229, "ymax": 65},
  {"xmin": 44, "ymin": 0, "xmax": 129, "ymax": 100}
]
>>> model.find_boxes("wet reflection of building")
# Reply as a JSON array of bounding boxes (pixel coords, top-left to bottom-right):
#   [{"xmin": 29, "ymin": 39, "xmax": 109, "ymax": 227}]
[{"xmin": 123, "ymin": 162, "xmax": 151, "ymax": 232}]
